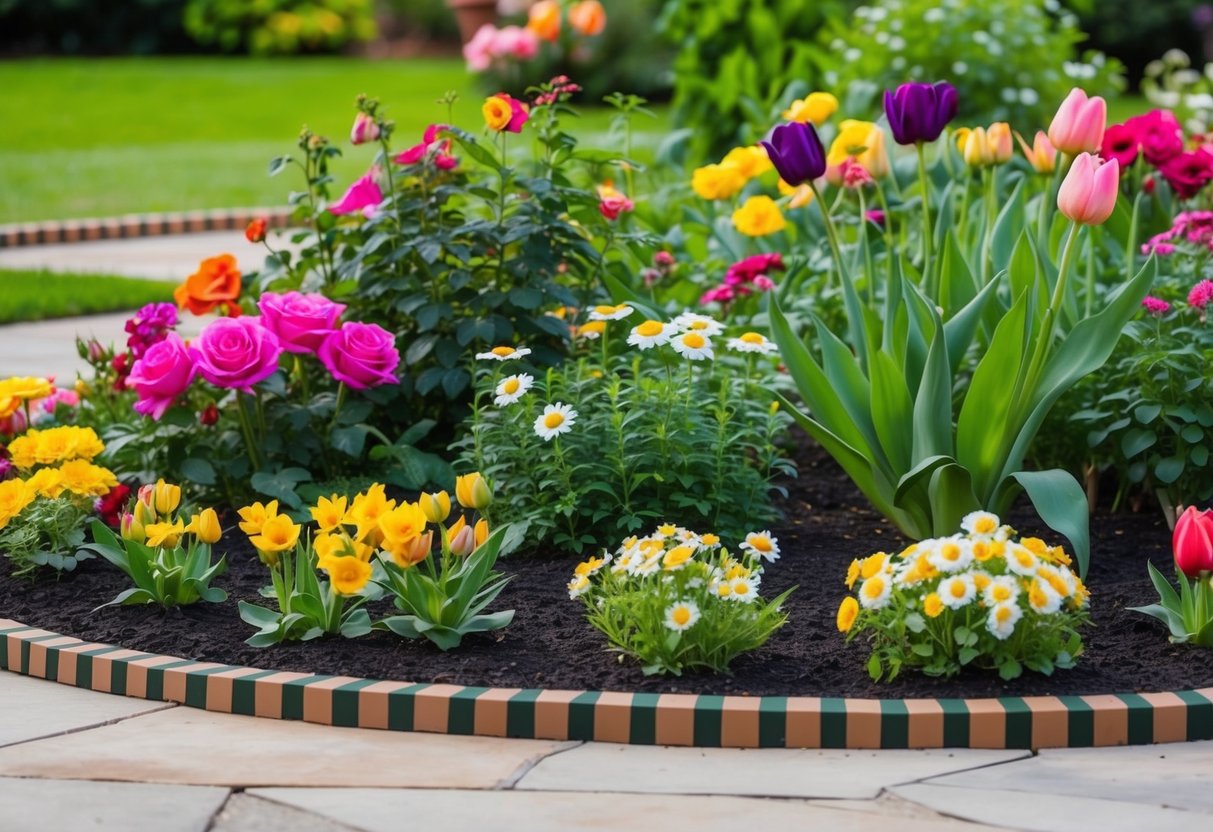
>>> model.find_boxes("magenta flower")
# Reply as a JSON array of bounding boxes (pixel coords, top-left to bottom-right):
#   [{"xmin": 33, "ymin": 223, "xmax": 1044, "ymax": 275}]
[
  {"xmin": 329, "ymin": 172, "xmax": 383, "ymax": 218},
  {"xmin": 350, "ymin": 112, "xmax": 381, "ymax": 146},
  {"xmin": 128, "ymin": 333, "xmax": 197, "ymax": 420},
  {"xmin": 192, "ymin": 317, "xmax": 282, "ymax": 393},
  {"xmin": 257, "ymin": 292, "xmax": 346, "ymax": 355},
  {"xmin": 1160, "ymin": 149, "xmax": 1213, "ymax": 199},
  {"xmin": 395, "ymin": 124, "xmax": 458, "ymax": 170},
  {"xmin": 1189, "ymin": 279, "xmax": 1213, "ymax": 310},
  {"xmin": 124, "ymin": 302, "xmax": 178, "ymax": 359},
  {"xmin": 317, "ymin": 322, "xmax": 400, "ymax": 390},
  {"xmin": 1142, "ymin": 296, "xmax": 1171, "ymax": 316}
]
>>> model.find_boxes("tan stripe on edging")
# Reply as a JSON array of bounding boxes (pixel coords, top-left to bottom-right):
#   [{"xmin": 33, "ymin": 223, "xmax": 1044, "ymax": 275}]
[
  {"xmin": 1083, "ymin": 694, "xmax": 1130, "ymax": 747},
  {"xmin": 124, "ymin": 655, "xmax": 190, "ymax": 699},
  {"xmin": 1023, "ymin": 696, "xmax": 1070, "ymax": 749},
  {"xmin": 412, "ymin": 683, "xmax": 463, "ymax": 733},
  {"xmin": 27, "ymin": 636, "xmax": 80, "ymax": 678},
  {"xmin": 90, "ymin": 649, "xmax": 147, "ymax": 693},
  {"xmin": 652, "ymin": 693, "xmax": 694, "ymax": 746},
  {"xmin": 785, "ymin": 697, "xmax": 823, "ymax": 747},
  {"xmin": 54, "ymin": 642, "xmax": 110, "ymax": 686},
  {"xmin": 206, "ymin": 667, "xmax": 271, "ymax": 713},
  {"xmin": 249, "ymin": 671, "xmax": 314, "ymax": 719},
  {"xmin": 472, "ymin": 687, "xmax": 524, "ymax": 738},
  {"xmin": 844, "ymin": 698, "xmax": 883, "ymax": 749},
  {"xmin": 965, "ymin": 698, "xmax": 1006, "ymax": 748},
  {"xmin": 903, "ymin": 698, "xmax": 945, "ymax": 748},
  {"xmin": 356, "ymin": 680, "xmax": 414, "ymax": 730},
  {"xmin": 162, "ymin": 662, "xmax": 228, "ymax": 704},
  {"xmin": 719, "ymin": 696, "xmax": 761, "ymax": 748},
  {"xmin": 1138, "ymin": 691, "xmax": 1188, "ymax": 744},
  {"xmin": 301, "ymin": 676, "xmax": 362, "ymax": 725},
  {"xmin": 533, "ymin": 689, "xmax": 581, "ymax": 741},
  {"xmin": 591, "ymin": 691, "xmax": 632, "ymax": 744}
]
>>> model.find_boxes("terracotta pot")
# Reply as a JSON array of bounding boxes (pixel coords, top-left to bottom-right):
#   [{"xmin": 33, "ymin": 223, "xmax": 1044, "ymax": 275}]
[{"xmin": 446, "ymin": 0, "xmax": 498, "ymax": 45}]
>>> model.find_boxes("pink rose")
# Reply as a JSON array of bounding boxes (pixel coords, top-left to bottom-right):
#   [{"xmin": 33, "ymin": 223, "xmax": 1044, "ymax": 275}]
[
  {"xmin": 317, "ymin": 322, "xmax": 400, "ymax": 390},
  {"xmin": 128, "ymin": 333, "xmax": 197, "ymax": 420},
  {"xmin": 463, "ymin": 24, "xmax": 497, "ymax": 72},
  {"xmin": 257, "ymin": 292, "xmax": 346, "ymax": 355},
  {"xmin": 192, "ymin": 317, "xmax": 282, "ymax": 392},
  {"xmin": 330, "ymin": 171, "xmax": 383, "ymax": 218},
  {"xmin": 494, "ymin": 25, "xmax": 538, "ymax": 60}
]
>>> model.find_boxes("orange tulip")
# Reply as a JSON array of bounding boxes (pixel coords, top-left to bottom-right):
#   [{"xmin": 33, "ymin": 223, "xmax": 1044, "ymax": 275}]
[
  {"xmin": 174, "ymin": 254, "xmax": 242, "ymax": 317},
  {"xmin": 569, "ymin": 0, "xmax": 606, "ymax": 36}
]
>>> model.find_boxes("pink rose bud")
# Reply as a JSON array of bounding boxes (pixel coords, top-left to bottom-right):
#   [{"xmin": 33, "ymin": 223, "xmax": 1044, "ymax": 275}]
[
  {"xmin": 191, "ymin": 317, "xmax": 283, "ymax": 393},
  {"xmin": 350, "ymin": 112, "xmax": 380, "ymax": 145},
  {"xmin": 1048, "ymin": 88, "xmax": 1107, "ymax": 156},
  {"xmin": 127, "ymin": 333, "xmax": 197, "ymax": 421},
  {"xmin": 317, "ymin": 322, "xmax": 400, "ymax": 390},
  {"xmin": 1174, "ymin": 506, "xmax": 1213, "ymax": 578},
  {"xmin": 257, "ymin": 292, "xmax": 346, "ymax": 355},
  {"xmin": 653, "ymin": 251, "xmax": 675, "ymax": 268},
  {"xmin": 1058, "ymin": 152, "xmax": 1119, "ymax": 226}
]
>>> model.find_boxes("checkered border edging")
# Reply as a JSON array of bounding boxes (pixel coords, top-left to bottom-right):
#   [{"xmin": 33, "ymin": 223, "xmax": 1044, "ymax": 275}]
[
  {"xmin": 2, "ymin": 619, "xmax": 1210, "ymax": 749},
  {"xmin": 0, "ymin": 208, "xmax": 294, "ymax": 248}
]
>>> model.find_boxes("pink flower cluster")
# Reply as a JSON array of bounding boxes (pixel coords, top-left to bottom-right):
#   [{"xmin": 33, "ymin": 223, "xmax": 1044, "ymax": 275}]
[
  {"xmin": 464, "ymin": 24, "xmax": 539, "ymax": 72},
  {"xmin": 534, "ymin": 75, "xmax": 582, "ymax": 107},
  {"xmin": 1103, "ymin": 109, "xmax": 1213, "ymax": 199},
  {"xmin": 1190, "ymin": 279, "xmax": 1213, "ymax": 311},
  {"xmin": 126, "ymin": 292, "xmax": 399, "ymax": 421},
  {"xmin": 1141, "ymin": 296, "xmax": 1171, "ymax": 316},
  {"xmin": 396, "ymin": 124, "xmax": 458, "ymax": 171},
  {"xmin": 1142, "ymin": 211, "xmax": 1213, "ymax": 256},
  {"xmin": 125, "ymin": 303, "xmax": 178, "ymax": 359},
  {"xmin": 700, "ymin": 253, "xmax": 785, "ymax": 306}
]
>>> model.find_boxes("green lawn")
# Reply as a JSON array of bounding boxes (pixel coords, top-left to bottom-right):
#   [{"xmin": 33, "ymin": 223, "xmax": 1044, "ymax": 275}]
[
  {"xmin": 0, "ymin": 57, "xmax": 649, "ymax": 224},
  {"xmin": 0, "ymin": 271, "xmax": 177, "ymax": 323}
]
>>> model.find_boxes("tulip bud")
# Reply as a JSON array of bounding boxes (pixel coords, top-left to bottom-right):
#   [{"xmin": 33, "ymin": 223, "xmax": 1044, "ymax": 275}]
[
  {"xmin": 121, "ymin": 512, "xmax": 145, "ymax": 543},
  {"xmin": 1174, "ymin": 506, "xmax": 1213, "ymax": 578},
  {"xmin": 987, "ymin": 122, "xmax": 1013, "ymax": 164},
  {"xmin": 474, "ymin": 517, "xmax": 489, "ymax": 548},
  {"xmin": 244, "ymin": 218, "xmax": 267, "ymax": 244},
  {"xmin": 420, "ymin": 490, "xmax": 452, "ymax": 524},
  {"xmin": 152, "ymin": 479, "xmax": 181, "ymax": 516},
  {"xmin": 450, "ymin": 524, "xmax": 476, "ymax": 556},
  {"xmin": 1016, "ymin": 130, "xmax": 1057, "ymax": 175},
  {"xmin": 350, "ymin": 112, "xmax": 381, "ymax": 145},
  {"xmin": 189, "ymin": 508, "xmax": 222, "ymax": 545},
  {"xmin": 1058, "ymin": 152, "xmax": 1120, "ymax": 226},
  {"xmin": 134, "ymin": 498, "xmax": 156, "ymax": 526},
  {"xmin": 455, "ymin": 473, "xmax": 493, "ymax": 510},
  {"xmin": 1048, "ymin": 88, "xmax": 1106, "ymax": 155},
  {"xmin": 388, "ymin": 530, "xmax": 433, "ymax": 568}
]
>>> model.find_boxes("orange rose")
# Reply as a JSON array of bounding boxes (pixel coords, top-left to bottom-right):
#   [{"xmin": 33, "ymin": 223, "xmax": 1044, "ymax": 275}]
[
  {"xmin": 568, "ymin": 0, "xmax": 606, "ymax": 36},
  {"xmin": 174, "ymin": 254, "xmax": 242, "ymax": 317},
  {"xmin": 527, "ymin": 0, "xmax": 561, "ymax": 41},
  {"xmin": 244, "ymin": 218, "xmax": 267, "ymax": 243}
]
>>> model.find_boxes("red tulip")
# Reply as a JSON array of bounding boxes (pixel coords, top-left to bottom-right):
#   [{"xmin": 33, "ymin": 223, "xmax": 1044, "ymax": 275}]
[{"xmin": 1174, "ymin": 506, "xmax": 1213, "ymax": 578}]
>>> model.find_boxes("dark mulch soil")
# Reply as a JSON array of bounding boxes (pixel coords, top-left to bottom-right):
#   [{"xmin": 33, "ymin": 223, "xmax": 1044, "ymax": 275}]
[{"xmin": 3, "ymin": 432, "xmax": 1212, "ymax": 698}]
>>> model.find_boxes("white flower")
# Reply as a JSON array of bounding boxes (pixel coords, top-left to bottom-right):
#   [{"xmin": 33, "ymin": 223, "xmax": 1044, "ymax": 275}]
[
  {"xmin": 927, "ymin": 536, "xmax": 973, "ymax": 573},
  {"xmin": 664, "ymin": 600, "xmax": 701, "ymax": 631},
  {"xmin": 533, "ymin": 402, "xmax": 577, "ymax": 441},
  {"xmin": 740, "ymin": 531, "xmax": 780, "ymax": 562},
  {"xmin": 983, "ymin": 575, "xmax": 1020, "ymax": 606},
  {"xmin": 987, "ymin": 601, "xmax": 1022, "ymax": 640},
  {"xmin": 670, "ymin": 330, "xmax": 714, "ymax": 361},
  {"xmin": 858, "ymin": 574, "xmax": 892, "ymax": 609},
  {"xmin": 727, "ymin": 331, "xmax": 779, "ymax": 354},
  {"xmin": 961, "ymin": 510, "xmax": 1001, "ymax": 539},
  {"xmin": 627, "ymin": 320, "xmax": 674, "ymax": 349},
  {"xmin": 1005, "ymin": 543, "xmax": 1040, "ymax": 577},
  {"xmin": 939, "ymin": 574, "xmax": 976, "ymax": 609},
  {"xmin": 672, "ymin": 311, "xmax": 724, "ymax": 336},
  {"xmin": 633, "ymin": 554, "xmax": 662, "ymax": 576},
  {"xmin": 1028, "ymin": 579, "xmax": 1063, "ymax": 614},
  {"xmin": 476, "ymin": 345, "xmax": 533, "ymax": 361},
  {"xmin": 611, "ymin": 552, "xmax": 638, "ymax": 574},
  {"xmin": 726, "ymin": 575, "xmax": 761, "ymax": 603},
  {"xmin": 567, "ymin": 574, "xmax": 591, "ymax": 600},
  {"xmin": 493, "ymin": 373, "xmax": 534, "ymax": 406},
  {"xmin": 588, "ymin": 303, "xmax": 634, "ymax": 321}
]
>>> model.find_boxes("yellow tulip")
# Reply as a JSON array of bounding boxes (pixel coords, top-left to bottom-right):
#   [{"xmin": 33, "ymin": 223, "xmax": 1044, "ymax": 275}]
[
  {"xmin": 188, "ymin": 508, "xmax": 222, "ymax": 545},
  {"xmin": 322, "ymin": 555, "xmax": 372, "ymax": 596},
  {"xmin": 145, "ymin": 519, "xmax": 185, "ymax": 549},
  {"xmin": 454, "ymin": 473, "xmax": 492, "ymax": 510},
  {"xmin": 384, "ymin": 529, "xmax": 433, "ymax": 569},
  {"xmin": 826, "ymin": 120, "xmax": 889, "ymax": 179},
  {"xmin": 250, "ymin": 514, "xmax": 301, "ymax": 554},
  {"xmin": 152, "ymin": 479, "xmax": 181, "ymax": 516},
  {"xmin": 237, "ymin": 500, "xmax": 279, "ymax": 537},
  {"xmin": 378, "ymin": 501, "xmax": 428, "ymax": 548},
  {"xmin": 474, "ymin": 517, "xmax": 490, "ymax": 548},
  {"xmin": 782, "ymin": 91, "xmax": 839, "ymax": 125},
  {"xmin": 419, "ymin": 490, "xmax": 451, "ymax": 524}
]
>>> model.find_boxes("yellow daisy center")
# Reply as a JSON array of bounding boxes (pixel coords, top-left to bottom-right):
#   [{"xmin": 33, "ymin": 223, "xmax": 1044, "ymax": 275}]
[
  {"xmin": 750, "ymin": 536, "xmax": 771, "ymax": 551},
  {"xmin": 949, "ymin": 581, "xmax": 967, "ymax": 599},
  {"xmin": 733, "ymin": 582, "xmax": 751, "ymax": 596},
  {"xmin": 543, "ymin": 412, "xmax": 565, "ymax": 429},
  {"xmin": 689, "ymin": 320, "xmax": 709, "ymax": 330},
  {"xmin": 941, "ymin": 542, "xmax": 961, "ymax": 561},
  {"xmin": 996, "ymin": 606, "xmax": 1014, "ymax": 623},
  {"xmin": 682, "ymin": 332, "xmax": 706, "ymax": 349},
  {"xmin": 992, "ymin": 585, "xmax": 1012, "ymax": 602},
  {"xmin": 862, "ymin": 576, "xmax": 886, "ymax": 598},
  {"xmin": 491, "ymin": 346, "xmax": 516, "ymax": 357},
  {"xmin": 636, "ymin": 321, "xmax": 664, "ymax": 337},
  {"xmin": 672, "ymin": 607, "xmax": 692, "ymax": 626},
  {"xmin": 503, "ymin": 379, "xmax": 520, "ymax": 394},
  {"xmin": 717, "ymin": 583, "xmax": 732, "ymax": 597},
  {"xmin": 594, "ymin": 305, "xmax": 616, "ymax": 315},
  {"xmin": 740, "ymin": 332, "xmax": 764, "ymax": 344},
  {"xmin": 975, "ymin": 517, "xmax": 998, "ymax": 534}
]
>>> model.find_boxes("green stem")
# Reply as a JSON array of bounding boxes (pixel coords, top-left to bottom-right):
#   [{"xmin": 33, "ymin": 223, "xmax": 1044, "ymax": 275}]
[
  {"xmin": 915, "ymin": 142, "xmax": 935, "ymax": 292},
  {"xmin": 236, "ymin": 392, "xmax": 262, "ymax": 471},
  {"xmin": 328, "ymin": 382, "xmax": 347, "ymax": 435},
  {"xmin": 809, "ymin": 181, "xmax": 848, "ymax": 289},
  {"xmin": 857, "ymin": 187, "xmax": 876, "ymax": 305}
]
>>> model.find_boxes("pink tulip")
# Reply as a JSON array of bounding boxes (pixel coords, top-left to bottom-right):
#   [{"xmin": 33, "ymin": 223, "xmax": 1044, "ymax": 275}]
[
  {"xmin": 1174, "ymin": 506, "xmax": 1213, "ymax": 578},
  {"xmin": 349, "ymin": 113, "xmax": 380, "ymax": 146},
  {"xmin": 1058, "ymin": 152, "xmax": 1119, "ymax": 225},
  {"xmin": 1048, "ymin": 88, "xmax": 1107, "ymax": 155},
  {"xmin": 329, "ymin": 172, "xmax": 383, "ymax": 219}
]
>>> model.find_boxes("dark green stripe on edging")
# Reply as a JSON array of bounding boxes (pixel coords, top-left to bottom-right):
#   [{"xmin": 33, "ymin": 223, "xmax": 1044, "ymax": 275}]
[
  {"xmin": 820, "ymin": 698, "xmax": 846, "ymax": 748},
  {"xmin": 1175, "ymin": 690, "xmax": 1213, "ymax": 740},
  {"xmin": 386, "ymin": 683, "xmax": 431, "ymax": 732},
  {"xmin": 184, "ymin": 666, "xmax": 239, "ymax": 709},
  {"xmin": 939, "ymin": 699, "xmax": 970, "ymax": 747},
  {"xmin": 567, "ymin": 691, "xmax": 601, "ymax": 741},
  {"xmin": 758, "ymin": 697, "xmax": 786, "ymax": 747},
  {"xmin": 880, "ymin": 699, "xmax": 909, "ymax": 749},
  {"xmin": 505, "ymin": 689, "xmax": 542, "ymax": 739},
  {"xmin": 1059, "ymin": 696, "xmax": 1094, "ymax": 747},
  {"xmin": 331, "ymin": 679, "xmax": 379, "ymax": 728},
  {"xmin": 693, "ymin": 695, "xmax": 725, "ymax": 748},
  {"xmin": 447, "ymin": 687, "xmax": 489, "ymax": 735},
  {"xmin": 282, "ymin": 676, "xmax": 333, "ymax": 721},
  {"xmin": 1117, "ymin": 693, "xmax": 1154, "ymax": 745},
  {"xmin": 143, "ymin": 659, "xmax": 200, "ymax": 702},
  {"xmin": 1000, "ymin": 698, "xmax": 1033, "ymax": 750},
  {"xmin": 229, "ymin": 670, "xmax": 281, "ymax": 715},
  {"xmin": 629, "ymin": 693, "xmax": 659, "ymax": 745}
]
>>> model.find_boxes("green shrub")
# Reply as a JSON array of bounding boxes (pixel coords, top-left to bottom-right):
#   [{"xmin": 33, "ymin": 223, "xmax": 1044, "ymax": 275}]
[{"xmin": 182, "ymin": 0, "xmax": 377, "ymax": 55}]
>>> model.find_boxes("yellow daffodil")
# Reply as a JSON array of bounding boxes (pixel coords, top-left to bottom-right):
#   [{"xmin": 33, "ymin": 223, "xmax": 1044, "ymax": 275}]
[
  {"xmin": 379, "ymin": 501, "xmax": 428, "ymax": 548},
  {"xmin": 250, "ymin": 514, "xmax": 301, "ymax": 554},
  {"xmin": 237, "ymin": 500, "xmax": 279, "ymax": 537},
  {"xmin": 384, "ymin": 529, "xmax": 433, "ymax": 568},
  {"xmin": 309, "ymin": 494, "xmax": 349, "ymax": 532}
]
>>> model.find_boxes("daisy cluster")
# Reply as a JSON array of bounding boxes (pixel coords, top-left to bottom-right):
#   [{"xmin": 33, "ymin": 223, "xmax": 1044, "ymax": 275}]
[
  {"xmin": 837, "ymin": 511, "xmax": 1092, "ymax": 681},
  {"xmin": 567, "ymin": 524, "xmax": 792, "ymax": 675}
]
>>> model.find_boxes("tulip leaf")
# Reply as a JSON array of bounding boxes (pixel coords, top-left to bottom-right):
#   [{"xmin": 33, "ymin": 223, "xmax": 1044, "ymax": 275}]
[{"xmin": 1007, "ymin": 469, "xmax": 1091, "ymax": 578}]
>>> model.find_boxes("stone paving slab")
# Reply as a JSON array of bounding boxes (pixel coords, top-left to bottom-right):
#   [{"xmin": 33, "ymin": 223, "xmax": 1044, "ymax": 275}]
[
  {"xmin": 515, "ymin": 742, "xmax": 1029, "ymax": 799},
  {"xmin": 0, "ymin": 776, "xmax": 228, "ymax": 832},
  {"xmin": 0, "ymin": 231, "xmax": 257, "ymax": 281},
  {"xmin": 0, "ymin": 670, "xmax": 175, "ymax": 747},
  {"xmin": 210, "ymin": 793, "xmax": 361, "ymax": 832},
  {"xmin": 0, "ymin": 706, "xmax": 576, "ymax": 788},
  {"xmin": 891, "ymin": 782, "xmax": 1202, "ymax": 832},
  {"xmin": 249, "ymin": 787, "xmax": 1012, "ymax": 832},
  {"xmin": 920, "ymin": 740, "xmax": 1213, "ymax": 813}
]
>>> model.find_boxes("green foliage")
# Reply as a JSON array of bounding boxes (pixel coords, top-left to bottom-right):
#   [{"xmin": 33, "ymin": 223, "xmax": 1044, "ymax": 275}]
[
  {"xmin": 823, "ymin": 0, "xmax": 1123, "ymax": 127},
  {"xmin": 0, "ymin": 0, "xmax": 193, "ymax": 55},
  {"xmin": 182, "ymin": 0, "xmax": 377, "ymax": 54},
  {"xmin": 570, "ymin": 529, "xmax": 793, "ymax": 675},
  {"xmin": 1130, "ymin": 562, "xmax": 1213, "ymax": 647},
  {"xmin": 84, "ymin": 518, "xmax": 228, "ymax": 608},
  {"xmin": 374, "ymin": 525, "xmax": 515, "ymax": 651},
  {"xmin": 0, "ymin": 498, "xmax": 94, "ymax": 578}
]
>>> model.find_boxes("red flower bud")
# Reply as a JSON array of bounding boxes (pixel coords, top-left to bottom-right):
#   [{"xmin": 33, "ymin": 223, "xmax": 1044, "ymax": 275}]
[
  {"xmin": 245, "ymin": 218, "xmax": 268, "ymax": 243},
  {"xmin": 1174, "ymin": 506, "xmax": 1213, "ymax": 578},
  {"xmin": 200, "ymin": 403, "xmax": 220, "ymax": 427}
]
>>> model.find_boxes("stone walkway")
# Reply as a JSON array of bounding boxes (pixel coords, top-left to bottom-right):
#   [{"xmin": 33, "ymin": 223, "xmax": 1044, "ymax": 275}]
[{"xmin": 2, "ymin": 671, "xmax": 1211, "ymax": 832}]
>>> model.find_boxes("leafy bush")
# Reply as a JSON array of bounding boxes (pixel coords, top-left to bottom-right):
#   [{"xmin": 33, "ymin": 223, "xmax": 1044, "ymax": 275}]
[
  {"xmin": 837, "ymin": 512, "xmax": 1091, "ymax": 680},
  {"xmin": 182, "ymin": 0, "xmax": 377, "ymax": 55},
  {"xmin": 569, "ymin": 524, "xmax": 793, "ymax": 675}
]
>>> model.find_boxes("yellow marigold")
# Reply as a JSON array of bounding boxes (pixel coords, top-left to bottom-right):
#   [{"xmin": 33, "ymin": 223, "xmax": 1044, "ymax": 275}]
[
  {"xmin": 782, "ymin": 91, "xmax": 838, "ymax": 125},
  {"xmin": 836, "ymin": 596, "xmax": 859, "ymax": 632},
  {"xmin": 720, "ymin": 145, "xmax": 773, "ymax": 180},
  {"xmin": 237, "ymin": 500, "xmax": 279, "ymax": 537},
  {"xmin": 860, "ymin": 552, "xmax": 888, "ymax": 579},
  {"xmin": 57, "ymin": 460, "xmax": 118, "ymax": 497},
  {"xmin": 324, "ymin": 554, "xmax": 372, "ymax": 596},
  {"xmin": 732, "ymin": 195, "xmax": 786, "ymax": 237},
  {"xmin": 0, "ymin": 376, "xmax": 53, "ymax": 402},
  {"xmin": 691, "ymin": 163, "xmax": 746, "ymax": 201},
  {"xmin": 0, "ymin": 479, "xmax": 35, "ymax": 530},
  {"xmin": 923, "ymin": 592, "xmax": 944, "ymax": 618},
  {"xmin": 25, "ymin": 466, "xmax": 65, "ymax": 499}
]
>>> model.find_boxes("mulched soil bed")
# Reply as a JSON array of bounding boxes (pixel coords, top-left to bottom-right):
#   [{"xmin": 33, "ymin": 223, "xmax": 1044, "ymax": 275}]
[{"xmin": 3, "ymin": 432, "xmax": 1213, "ymax": 699}]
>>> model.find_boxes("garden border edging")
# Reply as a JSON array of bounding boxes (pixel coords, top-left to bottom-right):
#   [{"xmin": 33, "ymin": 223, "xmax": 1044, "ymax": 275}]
[
  {"xmin": 0, "ymin": 208, "xmax": 294, "ymax": 249},
  {"xmin": 2, "ymin": 619, "xmax": 1210, "ymax": 750}
]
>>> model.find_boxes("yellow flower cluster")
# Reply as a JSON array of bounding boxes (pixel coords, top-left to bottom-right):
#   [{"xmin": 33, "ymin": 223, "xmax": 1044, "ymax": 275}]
[
  {"xmin": 0, "ymin": 376, "xmax": 53, "ymax": 418},
  {"xmin": 0, "ymin": 426, "xmax": 118, "ymax": 531},
  {"xmin": 691, "ymin": 145, "xmax": 773, "ymax": 201},
  {"xmin": 0, "ymin": 479, "xmax": 35, "ymax": 531},
  {"xmin": 8, "ymin": 426, "xmax": 105, "ymax": 470},
  {"xmin": 836, "ymin": 511, "xmax": 1089, "ymax": 641},
  {"xmin": 237, "ymin": 473, "xmax": 493, "ymax": 596},
  {"xmin": 122, "ymin": 479, "xmax": 221, "ymax": 550}
]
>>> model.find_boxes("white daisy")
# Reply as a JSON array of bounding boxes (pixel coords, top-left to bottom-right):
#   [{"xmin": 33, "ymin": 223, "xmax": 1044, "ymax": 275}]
[
  {"xmin": 983, "ymin": 575, "xmax": 1020, "ymax": 606},
  {"xmin": 567, "ymin": 574, "xmax": 591, "ymax": 600},
  {"xmin": 1037, "ymin": 564, "xmax": 1075, "ymax": 599},
  {"xmin": 476, "ymin": 345, "xmax": 533, "ymax": 361},
  {"xmin": 1027, "ymin": 579, "xmax": 1063, "ymax": 614},
  {"xmin": 672, "ymin": 311, "xmax": 725, "ymax": 336},
  {"xmin": 858, "ymin": 574, "xmax": 892, "ymax": 609},
  {"xmin": 927, "ymin": 536, "xmax": 973, "ymax": 573},
  {"xmin": 533, "ymin": 402, "xmax": 577, "ymax": 441},
  {"xmin": 611, "ymin": 552, "xmax": 638, "ymax": 574},
  {"xmin": 740, "ymin": 530, "xmax": 780, "ymax": 562},
  {"xmin": 987, "ymin": 601, "xmax": 1022, "ymax": 640},
  {"xmin": 664, "ymin": 600, "xmax": 701, "ymax": 631},
  {"xmin": 727, "ymin": 331, "xmax": 779, "ymax": 354},
  {"xmin": 1005, "ymin": 543, "xmax": 1040, "ymax": 577},
  {"xmin": 588, "ymin": 303, "xmax": 634, "ymax": 321},
  {"xmin": 576, "ymin": 321, "xmax": 606, "ymax": 340},
  {"xmin": 670, "ymin": 330, "xmax": 714, "ymax": 360},
  {"xmin": 726, "ymin": 575, "xmax": 761, "ymax": 603},
  {"xmin": 493, "ymin": 373, "xmax": 534, "ymax": 406},
  {"xmin": 939, "ymin": 574, "xmax": 977, "ymax": 609},
  {"xmin": 633, "ymin": 554, "xmax": 662, "ymax": 576},
  {"xmin": 627, "ymin": 319, "xmax": 674, "ymax": 349},
  {"xmin": 961, "ymin": 510, "xmax": 1002, "ymax": 539}
]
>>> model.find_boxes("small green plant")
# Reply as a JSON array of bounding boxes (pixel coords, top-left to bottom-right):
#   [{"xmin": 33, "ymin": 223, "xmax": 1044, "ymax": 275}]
[
  {"xmin": 837, "ymin": 512, "xmax": 1090, "ymax": 681},
  {"xmin": 1130, "ymin": 506, "xmax": 1213, "ymax": 646},
  {"xmin": 569, "ymin": 524, "xmax": 793, "ymax": 675}
]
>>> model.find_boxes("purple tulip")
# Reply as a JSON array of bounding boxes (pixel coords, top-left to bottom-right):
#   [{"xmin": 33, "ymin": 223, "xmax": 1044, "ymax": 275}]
[
  {"xmin": 884, "ymin": 82, "xmax": 959, "ymax": 145},
  {"xmin": 759, "ymin": 122, "xmax": 827, "ymax": 187}
]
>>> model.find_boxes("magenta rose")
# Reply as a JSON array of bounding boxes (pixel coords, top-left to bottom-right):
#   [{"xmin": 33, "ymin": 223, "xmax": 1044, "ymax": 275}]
[
  {"xmin": 1160, "ymin": 149, "xmax": 1213, "ymax": 199},
  {"xmin": 192, "ymin": 317, "xmax": 283, "ymax": 392},
  {"xmin": 128, "ymin": 332, "xmax": 197, "ymax": 420},
  {"xmin": 317, "ymin": 322, "xmax": 400, "ymax": 390},
  {"xmin": 257, "ymin": 291, "xmax": 346, "ymax": 355}
]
